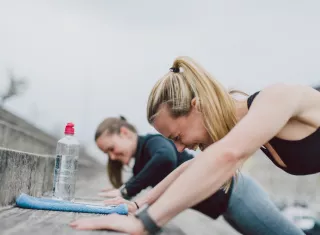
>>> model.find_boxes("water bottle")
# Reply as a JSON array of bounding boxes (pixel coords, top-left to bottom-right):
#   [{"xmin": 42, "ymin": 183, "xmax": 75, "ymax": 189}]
[{"xmin": 52, "ymin": 122, "xmax": 80, "ymax": 201}]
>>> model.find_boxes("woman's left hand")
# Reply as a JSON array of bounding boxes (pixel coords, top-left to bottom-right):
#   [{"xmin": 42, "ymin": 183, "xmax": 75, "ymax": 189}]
[
  {"xmin": 70, "ymin": 214, "xmax": 145, "ymax": 235},
  {"xmin": 104, "ymin": 196, "xmax": 138, "ymax": 213},
  {"xmin": 98, "ymin": 189, "xmax": 121, "ymax": 198}
]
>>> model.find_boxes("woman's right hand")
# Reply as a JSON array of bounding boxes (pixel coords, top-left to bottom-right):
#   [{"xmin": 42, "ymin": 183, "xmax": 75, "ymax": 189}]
[
  {"xmin": 104, "ymin": 196, "xmax": 138, "ymax": 214},
  {"xmin": 100, "ymin": 187, "xmax": 113, "ymax": 192},
  {"xmin": 98, "ymin": 189, "xmax": 121, "ymax": 198}
]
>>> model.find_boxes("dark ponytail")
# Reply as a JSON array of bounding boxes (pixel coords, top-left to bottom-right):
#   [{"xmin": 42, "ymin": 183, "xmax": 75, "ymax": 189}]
[{"xmin": 119, "ymin": 115, "xmax": 127, "ymax": 121}]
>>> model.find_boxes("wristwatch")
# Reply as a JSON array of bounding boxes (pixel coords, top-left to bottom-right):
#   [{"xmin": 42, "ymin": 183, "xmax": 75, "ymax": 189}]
[
  {"xmin": 119, "ymin": 184, "xmax": 130, "ymax": 199},
  {"xmin": 135, "ymin": 204, "xmax": 162, "ymax": 234}
]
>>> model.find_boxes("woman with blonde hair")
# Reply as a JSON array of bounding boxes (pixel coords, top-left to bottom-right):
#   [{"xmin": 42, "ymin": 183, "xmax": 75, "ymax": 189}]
[
  {"xmin": 85, "ymin": 115, "xmax": 303, "ymax": 234},
  {"xmin": 71, "ymin": 56, "xmax": 319, "ymax": 234}
]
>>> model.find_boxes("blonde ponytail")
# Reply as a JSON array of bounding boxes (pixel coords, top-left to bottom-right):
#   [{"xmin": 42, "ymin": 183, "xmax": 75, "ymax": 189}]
[{"xmin": 147, "ymin": 56, "xmax": 240, "ymax": 192}]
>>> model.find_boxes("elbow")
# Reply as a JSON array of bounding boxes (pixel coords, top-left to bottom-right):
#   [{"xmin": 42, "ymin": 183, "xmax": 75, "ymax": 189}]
[
  {"xmin": 157, "ymin": 155, "xmax": 177, "ymax": 172},
  {"xmin": 222, "ymin": 149, "xmax": 244, "ymax": 164},
  {"xmin": 218, "ymin": 138, "xmax": 249, "ymax": 162},
  {"xmin": 207, "ymin": 146, "xmax": 246, "ymax": 166}
]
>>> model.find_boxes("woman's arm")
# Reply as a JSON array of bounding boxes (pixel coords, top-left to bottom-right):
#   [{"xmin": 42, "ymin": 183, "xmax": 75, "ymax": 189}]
[
  {"xmin": 135, "ymin": 159, "xmax": 192, "ymax": 207},
  {"xmin": 99, "ymin": 145, "xmax": 179, "ymax": 199},
  {"xmin": 147, "ymin": 84, "xmax": 309, "ymax": 226},
  {"xmin": 124, "ymin": 137, "xmax": 180, "ymax": 197},
  {"xmin": 104, "ymin": 158, "xmax": 193, "ymax": 212}
]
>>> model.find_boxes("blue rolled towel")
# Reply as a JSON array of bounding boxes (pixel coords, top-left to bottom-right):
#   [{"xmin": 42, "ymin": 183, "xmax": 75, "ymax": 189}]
[{"xmin": 16, "ymin": 193, "xmax": 128, "ymax": 215}]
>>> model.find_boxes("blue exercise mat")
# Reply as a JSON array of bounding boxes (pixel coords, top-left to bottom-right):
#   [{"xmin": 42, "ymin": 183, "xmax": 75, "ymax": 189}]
[{"xmin": 16, "ymin": 193, "xmax": 128, "ymax": 215}]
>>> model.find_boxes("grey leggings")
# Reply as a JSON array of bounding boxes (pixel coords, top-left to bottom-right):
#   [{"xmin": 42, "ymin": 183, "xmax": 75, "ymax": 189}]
[{"xmin": 223, "ymin": 174, "xmax": 304, "ymax": 235}]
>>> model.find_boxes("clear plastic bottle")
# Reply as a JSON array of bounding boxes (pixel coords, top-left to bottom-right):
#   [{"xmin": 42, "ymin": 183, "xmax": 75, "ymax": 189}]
[{"xmin": 52, "ymin": 122, "xmax": 80, "ymax": 201}]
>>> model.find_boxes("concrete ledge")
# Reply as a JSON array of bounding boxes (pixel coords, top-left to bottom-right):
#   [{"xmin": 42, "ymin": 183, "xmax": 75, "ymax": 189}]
[
  {"xmin": 0, "ymin": 108, "xmax": 57, "ymax": 146},
  {"xmin": 0, "ymin": 120, "xmax": 56, "ymax": 155},
  {"xmin": 0, "ymin": 120, "xmax": 101, "ymax": 168},
  {"xmin": 0, "ymin": 148, "xmax": 55, "ymax": 206}
]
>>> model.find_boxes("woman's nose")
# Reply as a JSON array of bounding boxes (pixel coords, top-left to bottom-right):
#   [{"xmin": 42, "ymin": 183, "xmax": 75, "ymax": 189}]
[{"xmin": 109, "ymin": 152, "xmax": 116, "ymax": 160}]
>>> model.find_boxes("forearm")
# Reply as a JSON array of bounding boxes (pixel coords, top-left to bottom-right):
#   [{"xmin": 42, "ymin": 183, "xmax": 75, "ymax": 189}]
[
  {"xmin": 135, "ymin": 160, "xmax": 192, "ymax": 207},
  {"xmin": 126, "ymin": 147, "xmax": 178, "ymax": 197},
  {"xmin": 148, "ymin": 145, "xmax": 245, "ymax": 226}
]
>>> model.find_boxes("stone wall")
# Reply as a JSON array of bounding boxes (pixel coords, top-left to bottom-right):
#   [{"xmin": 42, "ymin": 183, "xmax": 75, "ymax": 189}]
[{"xmin": 0, "ymin": 148, "xmax": 55, "ymax": 206}]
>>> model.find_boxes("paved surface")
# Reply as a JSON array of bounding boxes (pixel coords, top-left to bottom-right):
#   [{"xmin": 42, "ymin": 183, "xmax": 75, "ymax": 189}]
[
  {"xmin": 2, "ymin": 147, "xmax": 320, "ymax": 234},
  {"xmin": 0, "ymin": 161, "xmax": 241, "ymax": 235}
]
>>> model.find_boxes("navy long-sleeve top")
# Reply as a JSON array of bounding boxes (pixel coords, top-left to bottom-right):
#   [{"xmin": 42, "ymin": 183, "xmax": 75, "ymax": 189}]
[{"xmin": 124, "ymin": 134, "xmax": 233, "ymax": 219}]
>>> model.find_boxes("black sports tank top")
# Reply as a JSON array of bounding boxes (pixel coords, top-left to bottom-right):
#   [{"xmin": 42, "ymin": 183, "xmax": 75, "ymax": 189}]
[{"xmin": 247, "ymin": 91, "xmax": 320, "ymax": 175}]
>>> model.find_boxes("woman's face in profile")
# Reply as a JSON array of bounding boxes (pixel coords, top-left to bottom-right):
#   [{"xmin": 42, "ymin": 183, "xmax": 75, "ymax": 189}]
[
  {"xmin": 152, "ymin": 104, "xmax": 212, "ymax": 152},
  {"xmin": 96, "ymin": 129, "xmax": 136, "ymax": 165}
]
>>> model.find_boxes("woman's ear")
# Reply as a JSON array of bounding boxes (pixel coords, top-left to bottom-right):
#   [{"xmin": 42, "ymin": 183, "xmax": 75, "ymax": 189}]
[
  {"xmin": 191, "ymin": 97, "xmax": 200, "ymax": 111},
  {"xmin": 119, "ymin": 126, "xmax": 129, "ymax": 137}
]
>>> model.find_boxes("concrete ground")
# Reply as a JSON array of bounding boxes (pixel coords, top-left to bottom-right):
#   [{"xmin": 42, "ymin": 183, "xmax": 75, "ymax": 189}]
[
  {"xmin": 0, "ymin": 158, "xmax": 241, "ymax": 235},
  {"xmin": 2, "ymin": 147, "xmax": 320, "ymax": 234}
]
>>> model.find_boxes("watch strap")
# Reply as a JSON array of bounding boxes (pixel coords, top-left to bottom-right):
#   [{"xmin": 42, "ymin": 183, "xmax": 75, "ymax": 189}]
[{"xmin": 135, "ymin": 204, "xmax": 162, "ymax": 234}]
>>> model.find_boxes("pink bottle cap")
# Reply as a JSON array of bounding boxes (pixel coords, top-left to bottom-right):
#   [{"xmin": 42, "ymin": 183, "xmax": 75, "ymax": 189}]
[{"xmin": 64, "ymin": 122, "xmax": 75, "ymax": 135}]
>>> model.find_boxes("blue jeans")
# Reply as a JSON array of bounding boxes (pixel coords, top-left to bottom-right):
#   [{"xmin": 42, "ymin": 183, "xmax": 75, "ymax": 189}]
[{"xmin": 223, "ymin": 174, "xmax": 304, "ymax": 235}]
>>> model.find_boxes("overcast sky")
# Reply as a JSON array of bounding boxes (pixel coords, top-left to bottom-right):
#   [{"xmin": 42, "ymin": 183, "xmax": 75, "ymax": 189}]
[{"xmin": 0, "ymin": 0, "xmax": 319, "ymax": 161}]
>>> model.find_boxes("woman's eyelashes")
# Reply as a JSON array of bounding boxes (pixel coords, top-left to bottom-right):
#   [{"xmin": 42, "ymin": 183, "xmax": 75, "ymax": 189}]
[
  {"xmin": 173, "ymin": 135, "xmax": 181, "ymax": 142},
  {"xmin": 105, "ymin": 147, "xmax": 114, "ymax": 154}
]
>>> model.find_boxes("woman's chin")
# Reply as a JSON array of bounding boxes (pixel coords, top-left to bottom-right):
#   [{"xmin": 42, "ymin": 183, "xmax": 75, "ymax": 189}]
[{"xmin": 124, "ymin": 157, "xmax": 132, "ymax": 165}]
